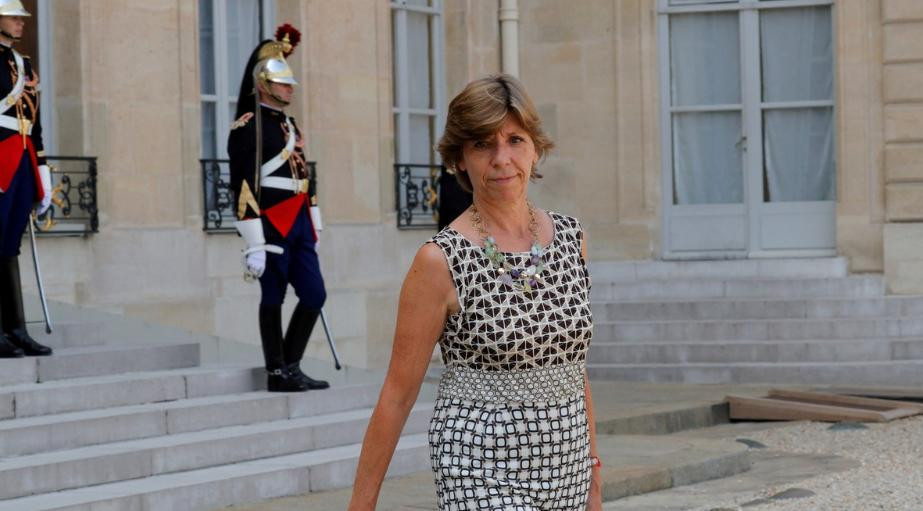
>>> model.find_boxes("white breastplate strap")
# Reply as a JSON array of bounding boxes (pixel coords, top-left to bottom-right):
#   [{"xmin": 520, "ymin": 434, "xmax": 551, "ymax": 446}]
[
  {"xmin": 260, "ymin": 116, "xmax": 296, "ymax": 178},
  {"xmin": 1, "ymin": 51, "xmax": 25, "ymax": 115},
  {"xmin": 0, "ymin": 114, "xmax": 31, "ymax": 135},
  {"xmin": 261, "ymin": 176, "xmax": 309, "ymax": 194}
]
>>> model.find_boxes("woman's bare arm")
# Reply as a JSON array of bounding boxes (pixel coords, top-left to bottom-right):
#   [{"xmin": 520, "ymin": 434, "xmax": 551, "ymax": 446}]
[
  {"xmin": 582, "ymin": 231, "xmax": 603, "ymax": 508},
  {"xmin": 348, "ymin": 243, "xmax": 455, "ymax": 510}
]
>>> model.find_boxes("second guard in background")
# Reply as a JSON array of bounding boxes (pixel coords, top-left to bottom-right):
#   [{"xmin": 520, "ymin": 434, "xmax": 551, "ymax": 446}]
[
  {"xmin": 0, "ymin": 0, "xmax": 52, "ymax": 358},
  {"xmin": 228, "ymin": 24, "xmax": 329, "ymax": 393}
]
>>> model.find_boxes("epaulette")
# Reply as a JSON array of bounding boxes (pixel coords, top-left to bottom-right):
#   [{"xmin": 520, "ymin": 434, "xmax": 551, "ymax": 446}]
[{"xmin": 231, "ymin": 112, "xmax": 254, "ymax": 130}]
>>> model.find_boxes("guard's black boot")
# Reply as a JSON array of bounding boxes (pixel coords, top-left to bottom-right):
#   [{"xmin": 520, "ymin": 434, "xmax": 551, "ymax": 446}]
[
  {"xmin": 0, "ymin": 257, "xmax": 52, "ymax": 356},
  {"xmin": 260, "ymin": 304, "xmax": 309, "ymax": 392},
  {"xmin": 0, "ymin": 335, "xmax": 24, "ymax": 358},
  {"xmin": 283, "ymin": 303, "xmax": 329, "ymax": 390}
]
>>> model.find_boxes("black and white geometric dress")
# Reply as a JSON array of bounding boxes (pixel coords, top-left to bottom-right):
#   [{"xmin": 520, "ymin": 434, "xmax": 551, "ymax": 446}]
[{"xmin": 427, "ymin": 212, "xmax": 594, "ymax": 511}]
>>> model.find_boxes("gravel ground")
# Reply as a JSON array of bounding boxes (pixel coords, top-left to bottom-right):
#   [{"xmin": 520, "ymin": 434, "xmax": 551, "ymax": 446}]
[{"xmin": 695, "ymin": 415, "xmax": 923, "ymax": 511}]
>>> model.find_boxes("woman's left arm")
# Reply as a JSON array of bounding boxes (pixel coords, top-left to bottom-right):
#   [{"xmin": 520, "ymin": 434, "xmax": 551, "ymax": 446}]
[{"xmin": 582, "ymin": 232, "xmax": 603, "ymax": 510}]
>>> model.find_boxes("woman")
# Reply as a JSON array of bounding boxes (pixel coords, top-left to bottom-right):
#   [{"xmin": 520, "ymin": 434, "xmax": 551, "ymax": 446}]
[{"xmin": 349, "ymin": 74, "xmax": 602, "ymax": 510}]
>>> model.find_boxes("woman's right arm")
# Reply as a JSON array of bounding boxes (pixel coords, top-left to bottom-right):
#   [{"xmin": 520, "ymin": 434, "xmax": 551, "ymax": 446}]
[{"xmin": 348, "ymin": 242, "xmax": 455, "ymax": 510}]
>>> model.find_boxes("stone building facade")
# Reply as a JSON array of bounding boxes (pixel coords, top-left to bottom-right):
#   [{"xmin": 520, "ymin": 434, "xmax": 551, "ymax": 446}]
[{"xmin": 18, "ymin": 0, "xmax": 923, "ymax": 368}]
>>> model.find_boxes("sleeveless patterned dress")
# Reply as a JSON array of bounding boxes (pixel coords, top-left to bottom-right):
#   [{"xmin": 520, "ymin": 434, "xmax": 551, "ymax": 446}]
[{"xmin": 427, "ymin": 212, "xmax": 593, "ymax": 511}]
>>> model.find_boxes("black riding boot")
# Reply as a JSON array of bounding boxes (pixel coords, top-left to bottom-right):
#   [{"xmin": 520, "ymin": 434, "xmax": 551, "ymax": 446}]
[
  {"xmin": 283, "ymin": 302, "xmax": 329, "ymax": 390},
  {"xmin": 0, "ymin": 257, "xmax": 52, "ymax": 356},
  {"xmin": 259, "ymin": 304, "xmax": 308, "ymax": 392},
  {"xmin": 0, "ymin": 304, "xmax": 24, "ymax": 358}
]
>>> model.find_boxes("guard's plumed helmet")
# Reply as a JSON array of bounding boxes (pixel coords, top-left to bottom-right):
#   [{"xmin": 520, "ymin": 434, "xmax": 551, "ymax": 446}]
[
  {"xmin": 235, "ymin": 24, "xmax": 302, "ymax": 118},
  {"xmin": 255, "ymin": 24, "xmax": 301, "ymax": 88},
  {"xmin": 0, "ymin": 0, "xmax": 30, "ymax": 17}
]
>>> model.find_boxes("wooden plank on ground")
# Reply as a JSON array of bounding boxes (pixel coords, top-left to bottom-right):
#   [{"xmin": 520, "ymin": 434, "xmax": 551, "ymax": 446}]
[
  {"xmin": 819, "ymin": 387, "xmax": 923, "ymax": 401},
  {"xmin": 726, "ymin": 393, "xmax": 922, "ymax": 423},
  {"xmin": 768, "ymin": 389, "xmax": 923, "ymax": 413}
]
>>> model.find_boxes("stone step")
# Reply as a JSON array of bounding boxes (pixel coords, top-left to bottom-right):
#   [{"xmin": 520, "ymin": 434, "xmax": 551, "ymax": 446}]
[
  {"xmin": 590, "ymin": 276, "xmax": 884, "ymax": 301},
  {"xmin": 0, "ymin": 433, "xmax": 429, "ymax": 511},
  {"xmin": 0, "ymin": 403, "xmax": 433, "ymax": 500},
  {"xmin": 588, "ymin": 257, "xmax": 847, "ymax": 283},
  {"xmin": 0, "ymin": 365, "xmax": 268, "ymax": 420},
  {"xmin": 23, "ymin": 320, "xmax": 107, "ymax": 349},
  {"xmin": 0, "ymin": 384, "xmax": 383, "ymax": 458},
  {"xmin": 0, "ymin": 343, "xmax": 201, "ymax": 386},
  {"xmin": 595, "ymin": 317, "xmax": 923, "ymax": 342},
  {"xmin": 586, "ymin": 360, "xmax": 923, "ymax": 386},
  {"xmin": 591, "ymin": 296, "xmax": 923, "ymax": 322},
  {"xmin": 588, "ymin": 338, "xmax": 923, "ymax": 364}
]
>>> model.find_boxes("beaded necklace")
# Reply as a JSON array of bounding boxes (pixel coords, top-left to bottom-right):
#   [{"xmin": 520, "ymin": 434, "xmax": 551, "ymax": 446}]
[{"xmin": 471, "ymin": 202, "xmax": 545, "ymax": 294}]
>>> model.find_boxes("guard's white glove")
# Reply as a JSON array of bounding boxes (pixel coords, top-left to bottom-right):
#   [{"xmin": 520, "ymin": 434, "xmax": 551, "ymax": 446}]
[
  {"xmin": 235, "ymin": 218, "xmax": 283, "ymax": 282},
  {"xmin": 245, "ymin": 250, "xmax": 267, "ymax": 278},
  {"xmin": 37, "ymin": 165, "xmax": 52, "ymax": 215}
]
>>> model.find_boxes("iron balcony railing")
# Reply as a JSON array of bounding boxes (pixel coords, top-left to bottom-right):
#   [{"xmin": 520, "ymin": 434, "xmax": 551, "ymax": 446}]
[
  {"xmin": 394, "ymin": 163, "xmax": 442, "ymax": 229},
  {"xmin": 32, "ymin": 156, "xmax": 99, "ymax": 237},
  {"xmin": 200, "ymin": 158, "xmax": 317, "ymax": 233}
]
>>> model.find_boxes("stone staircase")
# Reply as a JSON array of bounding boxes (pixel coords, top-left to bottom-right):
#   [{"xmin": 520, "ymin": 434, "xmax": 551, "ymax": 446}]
[
  {"xmin": 586, "ymin": 257, "xmax": 923, "ymax": 386},
  {"xmin": 0, "ymin": 302, "xmax": 431, "ymax": 510}
]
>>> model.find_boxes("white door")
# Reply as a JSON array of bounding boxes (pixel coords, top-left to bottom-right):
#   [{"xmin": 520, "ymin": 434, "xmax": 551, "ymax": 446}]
[{"xmin": 658, "ymin": 0, "xmax": 836, "ymax": 259}]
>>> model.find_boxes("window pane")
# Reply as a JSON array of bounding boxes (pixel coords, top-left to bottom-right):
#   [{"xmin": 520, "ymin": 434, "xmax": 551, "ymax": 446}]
[
  {"xmin": 672, "ymin": 111, "xmax": 743, "ymax": 205},
  {"xmin": 670, "ymin": 12, "xmax": 740, "ymax": 106},
  {"xmin": 409, "ymin": 114, "xmax": 433, "ymax": 164},
  {"xmin": 226, "ymin": 0, "xmax": 261, "ymax": 95},
  {"xmin": 199, "ymin": 0, "xmax": 215, "ymax": 95},
  {"xmin": 392, "ymin": 10, "xmax": 401, "ymax": 108},
  {"xmin": 763, "ymin": 107, "xmax": 834, "ymax": 202},
  {"xmin": 761, "ymin": 7, "xmax": 833, "ymax": 102},
  {"xmin": 407, "ymin": 11, "xmax": 431, "ymax": 110},
  {"xmin": 201, "ymin": 101, "xmax": 217, "ymax": 159}
]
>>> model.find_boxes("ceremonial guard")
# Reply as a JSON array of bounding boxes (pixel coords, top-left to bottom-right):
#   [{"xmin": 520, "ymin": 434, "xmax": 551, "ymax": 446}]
[
  {"xmin": 0, "ymin": 1, "xmax": 52, "ymax": 358},
  {"xmin": 229, "ymin": 25, "xmax": 329, "ymax": 392}
]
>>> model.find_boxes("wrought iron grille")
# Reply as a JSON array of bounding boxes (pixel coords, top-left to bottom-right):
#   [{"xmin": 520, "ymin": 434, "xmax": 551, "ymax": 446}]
[
  {"xmin": 395, "ymin": 164, "xmax": 443, "ymax": 229},
  {"xmin": 201, "ymin": 159, "xmax": 318, "ymax": 233},
  {"xmin": 32, "ymin": 156, "xmax": 99, "ymax": 237}
]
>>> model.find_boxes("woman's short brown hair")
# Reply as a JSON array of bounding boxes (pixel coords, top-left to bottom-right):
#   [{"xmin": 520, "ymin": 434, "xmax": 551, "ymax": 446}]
[{"xmin": 437, "ymin": 74, "xmax": 554, "ymax": 193}]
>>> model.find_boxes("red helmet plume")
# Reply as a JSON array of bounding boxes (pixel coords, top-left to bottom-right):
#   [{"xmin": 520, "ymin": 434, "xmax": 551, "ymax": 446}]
[{"xmin": 275, "ymin": 24, "xmax": 301, "ymax": 57}]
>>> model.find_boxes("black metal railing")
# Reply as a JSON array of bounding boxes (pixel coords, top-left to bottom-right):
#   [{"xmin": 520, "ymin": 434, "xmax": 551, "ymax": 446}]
[
  {"xmin": 201, "ymin": 159, "xmax": 317, "ymax": 233},
  {"xmin": 32, "ymin": 156, "xmax": 99, "ymax": 237},
  {"xmin": 395, "ymin": 163, "xmax": 443, "ymax": 229}
]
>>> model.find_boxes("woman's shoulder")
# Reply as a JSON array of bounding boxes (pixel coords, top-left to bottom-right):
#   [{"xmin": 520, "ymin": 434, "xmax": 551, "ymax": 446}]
[{"xmin": 546, "ymin": 210, "xmax": 583, "ymax": 233}]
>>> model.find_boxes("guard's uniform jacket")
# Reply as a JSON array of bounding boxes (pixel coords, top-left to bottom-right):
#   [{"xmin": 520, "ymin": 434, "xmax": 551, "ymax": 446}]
[
  {"xmin": 0, "ymin": 43, "xmax": 45, "ymax": 199},
  {"xmin": 229, "ymin": 105, "xmax": 317, "ymax": 244},
  {"xmin": 228, "ymin": 105, "xmax": 324, "ymax": 308}
]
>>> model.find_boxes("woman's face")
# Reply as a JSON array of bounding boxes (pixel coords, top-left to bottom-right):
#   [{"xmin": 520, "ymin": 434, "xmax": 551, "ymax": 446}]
[{"xmin": 459, "ymin": 115, "xmax": 538, "ymax": 203}]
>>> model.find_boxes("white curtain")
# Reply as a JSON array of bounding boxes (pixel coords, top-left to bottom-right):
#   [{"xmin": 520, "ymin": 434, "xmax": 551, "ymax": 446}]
[
  {"xmin": 670, "ymin": 12, "xmax": 743, "ymax": 205},
  {"xmin": 225, "ymin": 0, "xmax": 262, "ymax": 92},
  {"xmin": 761, "ymin": 7, "xmax": 834, "ymax": 202}
]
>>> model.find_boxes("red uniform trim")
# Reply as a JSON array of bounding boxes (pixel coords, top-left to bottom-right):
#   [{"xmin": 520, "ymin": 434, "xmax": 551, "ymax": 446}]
[
  {"xmin": 0, "ymin": 135, "xmax": 41, "ymax": 200},
  {"xmin": 263, "ymin": 194, "xmax": 309, "ymax": 239}
]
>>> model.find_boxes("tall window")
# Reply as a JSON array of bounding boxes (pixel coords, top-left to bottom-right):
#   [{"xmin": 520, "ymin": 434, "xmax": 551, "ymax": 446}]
[
  {"xmin": 199, "ymin": 0, "xmax": 274, "ymax": 159},
  {"xmin": 661, "ymin": 0, "xmax": 835, "ymax": 205},
  {"xmin": 390, "ymin": 0, "xmax": 445, "ymax": 165}
]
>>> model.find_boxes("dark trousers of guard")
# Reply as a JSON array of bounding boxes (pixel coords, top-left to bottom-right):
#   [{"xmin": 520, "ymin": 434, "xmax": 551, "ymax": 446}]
[
  {"xmin": 0, "ymin": 155, "xmax": 52, "ymax": 358},
  {"xmin": 258, "ymin": 209, "xmax": 329, "ymax": 392}
]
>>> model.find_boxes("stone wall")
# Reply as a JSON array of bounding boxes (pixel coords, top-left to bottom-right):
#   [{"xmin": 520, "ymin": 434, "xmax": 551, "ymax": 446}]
[
  {"xmin": 17, "ymin": 0, "xmax": 916, "ymax": 369},
  {"xmin": 880, "ymin": 0, "xmax": 923, "ymax": 292}
]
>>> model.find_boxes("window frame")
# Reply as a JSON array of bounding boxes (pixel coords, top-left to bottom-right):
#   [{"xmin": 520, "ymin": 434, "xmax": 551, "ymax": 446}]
[
  {"xmin": 390, "ymin": 0, "xmax": 445, "ymax": 165},
  {"xmin": 657, "ymin": 0, "xmax": 837, "ymax": 257},
  {"xmin": 199, "ymin": 0, "xmax": 275, "ymax": 159},
  {"xmin": 37, "ymin": 0, "xmax": 54, "ymax": 153}
]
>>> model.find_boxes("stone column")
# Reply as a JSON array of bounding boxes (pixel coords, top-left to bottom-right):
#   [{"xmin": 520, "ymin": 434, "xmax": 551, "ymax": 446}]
[{"xmin": 881, "ymin": 0, "xmax": 923, "ymax": 293}]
